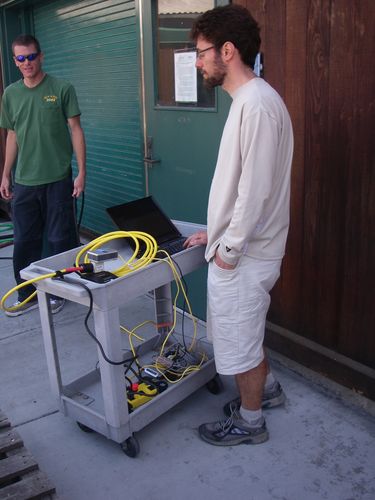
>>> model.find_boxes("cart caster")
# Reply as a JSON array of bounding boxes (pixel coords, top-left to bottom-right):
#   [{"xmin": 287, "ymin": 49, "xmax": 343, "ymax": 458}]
[
  {"xmin": 206, "ymin": 375, "xmax": 223, "ymax": 395},
  {"xmin": 77, "ymin": 421, "xmax": 95, "ymax": 433},
  {"xmin": 121, "ymin": 435, "xmax": 140, "ymax": 458}
]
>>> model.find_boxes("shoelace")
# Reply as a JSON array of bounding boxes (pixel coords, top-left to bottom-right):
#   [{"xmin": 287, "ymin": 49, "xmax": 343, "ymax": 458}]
[{"xmin": 218, "ymin": 408, "xmax": 241, "ymax": 433}]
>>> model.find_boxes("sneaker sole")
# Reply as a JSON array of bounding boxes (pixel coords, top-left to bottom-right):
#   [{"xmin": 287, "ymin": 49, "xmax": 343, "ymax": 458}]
[
  {"xmin": 223, "ymin": 391, "xmax": 286, "ymax": 417},
  {"xmin": 4, "ymin": 303, "xmax": 39, "ymax": 317},
  {"xmin": 199, "ymin": 426, "xmax": 269, "ymax": 446},
  {"xmin": 262, "ymin": 391, "xmax": 286, "ymax": 409}
]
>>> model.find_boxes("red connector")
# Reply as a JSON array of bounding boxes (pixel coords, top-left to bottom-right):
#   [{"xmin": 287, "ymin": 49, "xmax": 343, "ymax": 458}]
[
  {"xmin": 55, "ymin": 263, "xmax": 94, "ymax": 277},
  {"xmin": 77, "ymin": 263, "xmax": 95, "ymax": 273}
]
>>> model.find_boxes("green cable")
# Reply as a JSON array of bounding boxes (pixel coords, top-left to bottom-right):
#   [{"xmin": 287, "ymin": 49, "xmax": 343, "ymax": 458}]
[
  {"xmin": 0, "ymin": 223, "xmax": 13, "ymax": 233},
  {"xmin": 0, "ymin": 223, "xmax": 14, "ymax": 244}
]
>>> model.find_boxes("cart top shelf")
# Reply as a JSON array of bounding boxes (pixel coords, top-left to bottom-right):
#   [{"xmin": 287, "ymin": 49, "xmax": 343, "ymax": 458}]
[{"xmin": 21, "ymin": 221, "xmax": 207, "ymax": 310}]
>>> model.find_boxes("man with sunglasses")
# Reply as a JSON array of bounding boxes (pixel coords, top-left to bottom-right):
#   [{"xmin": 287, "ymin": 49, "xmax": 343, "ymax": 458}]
[
  {"xmin": 0, "ymin": 34, "xmax": 86, "ymax": 316},
  {"xmin": 184, "ymin": 5, "xmax": 293, "ymax": 446}
]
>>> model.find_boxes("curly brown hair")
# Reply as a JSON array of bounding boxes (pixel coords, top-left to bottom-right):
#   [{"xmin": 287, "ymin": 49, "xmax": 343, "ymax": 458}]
[{"xmin": 191, "ymin": 4, "xmax": 261, "ymax": 69}]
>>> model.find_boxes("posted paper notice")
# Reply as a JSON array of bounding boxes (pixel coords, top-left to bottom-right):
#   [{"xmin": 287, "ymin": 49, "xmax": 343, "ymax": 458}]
[{"xmin": 174, "ymin": 51, "xmax": 197, "ymax": 103}]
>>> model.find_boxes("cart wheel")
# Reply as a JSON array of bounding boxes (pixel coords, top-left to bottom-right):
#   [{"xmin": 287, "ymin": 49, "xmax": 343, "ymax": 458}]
[
  {"xmin": 77, "ymin": 421, "xmax": 94, "ymax": 433},
  {"xmin": 121, "ymin": 435, "xmax": 140, "ymax": 458},
  {"xmin": 206, "ymin": 375, "xmax": 223, "ymax": 395}
]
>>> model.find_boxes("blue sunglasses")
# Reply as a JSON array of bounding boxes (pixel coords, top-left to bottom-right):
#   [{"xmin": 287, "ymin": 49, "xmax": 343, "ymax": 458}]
[{"xmin": 14, "ymin": 52, "xmax": 39, "ymax": 62}]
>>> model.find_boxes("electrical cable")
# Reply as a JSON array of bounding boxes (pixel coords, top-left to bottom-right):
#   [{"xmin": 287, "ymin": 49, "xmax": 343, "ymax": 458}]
[
  {"xmin": 118, "ymin": 251, "xmax": 205, "ymax": 385},
  {"xmin": 0, "ymin": 264, "xmax": 94, "ymax": 313},
  {"xmin": 1, "ymin": 229, "xmax": 158, "ymax": 312},
  {"xmin": 74, "ymin": 191, "xmax": 85, "ymax": 235},
  {"xmin": 58, "ymin": 275, "xmax": 135, "ymax": 366},
  {"xmin": 1, "ymin": 229, "xmax": 204, "ymax": 382},
  {"xmin": 169, "ymin": 256, "xmax": 189, "ymax": 351},
  {"xmin": 0, "ymin": 222, "xmax": 14, "ymax": 245},
  {"xmin": 0, "ymin": 223, "xmax": 13, "ymax": 234},
  {"xmin": 74, "ymin": 230, "xmax": 158, "ymax": 276},
  {"xmin": 154, "ymin": 250, "xmax": 198, "ymax": 354}
]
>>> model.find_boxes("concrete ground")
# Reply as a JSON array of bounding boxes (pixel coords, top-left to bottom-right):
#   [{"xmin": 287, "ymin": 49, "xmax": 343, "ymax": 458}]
[{"xmin": 1, "ymin": 241, "xmax": 375, "ymax": 500}]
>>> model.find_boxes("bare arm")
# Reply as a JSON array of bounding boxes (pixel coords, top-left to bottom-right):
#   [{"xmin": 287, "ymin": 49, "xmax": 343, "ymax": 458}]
[
  {"xmin": 68, "ymin": 115, "xmax": 86, "ymax": 198},
  {"xmin": 0, "ymin": 130, "xmax": 18, "ymax": 200}
]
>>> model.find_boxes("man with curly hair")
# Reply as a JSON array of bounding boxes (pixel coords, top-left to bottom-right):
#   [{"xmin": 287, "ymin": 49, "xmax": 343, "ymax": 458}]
[{"xmin": 185, "ymin": 5, "xmax": 293, "ymax": 446}]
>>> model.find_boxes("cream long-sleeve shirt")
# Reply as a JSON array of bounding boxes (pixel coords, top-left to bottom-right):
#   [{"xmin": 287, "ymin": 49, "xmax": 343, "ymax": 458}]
[{"xmin": 205, "ymin": 78, "xmax": 294, "ymax": 266}]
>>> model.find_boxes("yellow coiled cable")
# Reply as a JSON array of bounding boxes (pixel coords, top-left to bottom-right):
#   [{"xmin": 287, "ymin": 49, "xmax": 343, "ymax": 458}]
[
  {"xmin": 74, "ymin": 231, "xmax": 158, "ymax": 276},
  {"xmin": 1, "ymin": 230, "xmax": 159, "ymax": 312},
  {"xmin": 1, "ymin": 273, "xmax": 55, "ymax": 312}
]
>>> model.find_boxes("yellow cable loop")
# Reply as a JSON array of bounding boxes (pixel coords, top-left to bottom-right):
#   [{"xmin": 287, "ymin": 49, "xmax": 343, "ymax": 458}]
[
  {"xmin": 0, "ymin": 272, "xmax": 56, "ymax": 312},
  {"xmin": 120, "ymin": 325, "xmax": 146, "ymax": 342},
  {"xmin": 120, "ymin": 320, "xmax": 156, "ymax": 367},
  {"xmin": 141, "ymin": 353, "xmax": 207, "ymax": 384},
  {"xmin": 120, "ymin": 252, "xmax": 203, "ymax": 380},
  {"xmin": 155, "ymin": 251, "xmax": 198, "ymax": 353},
  {"xmin": 75, "ymin": 231, "xmax": 158, "ymax": 276}
]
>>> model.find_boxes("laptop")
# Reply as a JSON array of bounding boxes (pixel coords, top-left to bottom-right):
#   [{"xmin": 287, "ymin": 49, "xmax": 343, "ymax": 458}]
[{"xmin": 106, "ymin": 196, "xmax": 186, "ymax": 256}]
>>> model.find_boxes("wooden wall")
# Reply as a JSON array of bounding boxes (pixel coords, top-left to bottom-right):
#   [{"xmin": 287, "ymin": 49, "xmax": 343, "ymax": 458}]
[{"xmin": 235, "ymin": 0, "xmax": 375, "ymax": 376}]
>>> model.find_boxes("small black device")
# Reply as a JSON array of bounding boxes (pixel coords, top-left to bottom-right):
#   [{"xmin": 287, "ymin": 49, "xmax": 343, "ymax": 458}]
[{"xmin": 80, "ymin": 270, "xmax": 117, "ymax": 283}]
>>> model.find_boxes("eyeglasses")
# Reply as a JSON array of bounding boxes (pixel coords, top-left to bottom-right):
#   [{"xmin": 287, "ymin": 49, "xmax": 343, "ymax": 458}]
[
  {"xmin": 196, "ymin": 45, "xmax": 216, "ymax": 60},
  {"xmin": 14, "ymin": 53, "xmax": 39, "ymax": 63}
]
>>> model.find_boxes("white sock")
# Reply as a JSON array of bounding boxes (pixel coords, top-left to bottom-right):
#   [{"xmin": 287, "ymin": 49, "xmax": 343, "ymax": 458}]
[
  {"xmin": 265, "ymin": 371, "xmax": 276, "ymax": 391},
  {"xmin": 239, "ymin": 406, "xmax": 263, "ymax": 427}
]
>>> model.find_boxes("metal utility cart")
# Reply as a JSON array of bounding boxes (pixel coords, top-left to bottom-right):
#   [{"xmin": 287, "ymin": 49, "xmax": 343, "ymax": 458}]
[{"xmin": 21, "ymin": 221, "xmax": 218, "ymax": 457}]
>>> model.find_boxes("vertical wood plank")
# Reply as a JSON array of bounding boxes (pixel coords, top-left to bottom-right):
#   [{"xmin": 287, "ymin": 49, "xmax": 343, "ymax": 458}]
[
  {"xmin": 263, "ymin": 0, "xmax": 286, "ymax": 96},
  {"xmin": 312, "ymin": 0, "xmax": 355, "ymax": 347},
  {"xmin": 338, "ymin": 0, "xmax": 375, "ymax": 366},
  {"xmin": 300, "ymin": 0, "xmax": 331, "ymax": 341},
  {"xmin": 269, "ymin": 0, "xmax": 308, "ymax": 331},
  {"xmin": 241, "ymin": 0, "xmax": 267, "ymax": 55}
]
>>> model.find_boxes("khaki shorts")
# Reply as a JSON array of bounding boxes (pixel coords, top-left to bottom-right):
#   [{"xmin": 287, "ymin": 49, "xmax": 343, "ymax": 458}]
[{"xmin": 207, "ymin": 255, "xmax": 281, "ymax": 375}]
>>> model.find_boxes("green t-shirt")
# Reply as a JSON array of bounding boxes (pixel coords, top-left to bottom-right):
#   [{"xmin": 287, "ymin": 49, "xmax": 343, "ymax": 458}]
[{"xmin": 0, "ymin": 74, "xmax": 81, "ymax": 185}]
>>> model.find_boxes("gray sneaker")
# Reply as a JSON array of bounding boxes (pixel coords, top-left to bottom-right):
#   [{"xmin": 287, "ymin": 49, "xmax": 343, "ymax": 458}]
[
  {"xmin": 4, "ymin": 299, "xmax": 39, "ymax": 317},
  {"xmin": 50, "ymin": 298, "xmax": 65, "ymax": 314},
  {"xmin": 223, "ymin": 382, "xmax": 286, "ymax": 417},
  {"xmin": 5, "ymin": 298, "xmax": 65, "ymax": 317},
  {"xmin": 199, "ymin": 410, "xmax": 269, "ymax": 446}
]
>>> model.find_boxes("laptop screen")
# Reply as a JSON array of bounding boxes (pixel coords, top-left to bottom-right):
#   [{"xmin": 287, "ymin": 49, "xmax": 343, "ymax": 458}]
[{"xmin": 106, "ymin": 196, "xmax": 181, "ymax": 245}]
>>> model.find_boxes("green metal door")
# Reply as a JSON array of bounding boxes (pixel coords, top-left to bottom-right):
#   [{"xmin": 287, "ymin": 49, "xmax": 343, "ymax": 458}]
[
  {"xmin": 140, "ymin": 1, "xmax": 230, "ymax": 318},
  {"xmin": 32, "ymin": 0, "xmax": 144, "ymax": 234}
]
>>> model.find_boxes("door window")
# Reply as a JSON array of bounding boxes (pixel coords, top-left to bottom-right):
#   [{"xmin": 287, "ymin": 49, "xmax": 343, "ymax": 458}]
[{"xmin": 155, "ymin": 0, "xmax": 215, "ymax": 108}]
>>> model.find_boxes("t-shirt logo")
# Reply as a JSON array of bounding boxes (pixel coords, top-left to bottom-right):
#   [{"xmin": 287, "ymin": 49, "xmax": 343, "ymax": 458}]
[{"xmin": 43, "ymin": 95, "xmax": 58, "ymax": 103}]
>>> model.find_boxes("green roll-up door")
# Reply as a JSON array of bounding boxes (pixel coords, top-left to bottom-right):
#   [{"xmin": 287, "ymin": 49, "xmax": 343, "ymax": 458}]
[{"xmin": 33, "ymin": 0, "xmax": 144, "ymax": 234}]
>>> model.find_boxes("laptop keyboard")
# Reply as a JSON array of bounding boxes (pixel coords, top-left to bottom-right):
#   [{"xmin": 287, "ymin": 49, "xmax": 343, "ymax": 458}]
[
  {"xmin": 159, "ymin": 237, "xmax": 186, "ymax": 255},
  {"xmin": 135, "ymin": 237, "xmax": 186, "ymax": 258}
]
